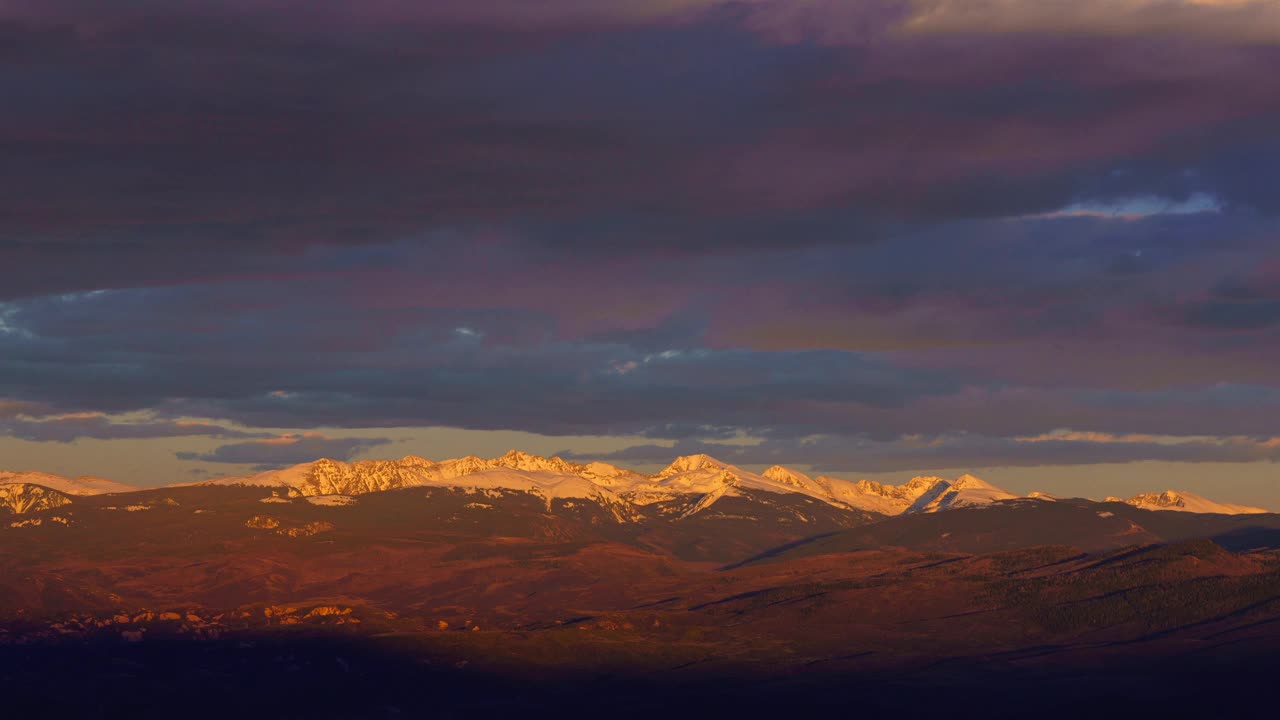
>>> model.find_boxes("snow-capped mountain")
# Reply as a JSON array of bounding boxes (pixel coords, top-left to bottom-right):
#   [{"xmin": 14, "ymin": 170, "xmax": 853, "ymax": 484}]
[
  {"xmin": 197, "ymin": 450, "xmax": 1025, "ymax": 520},
  {"xmin": 0, "ymin": 471, "xmax": 138, "ymax": 496},
  {"xmin": 201, "ymin": 451, "xmax": 648, "ymax": 521},
  {"xmin": 7, "ymin": 453, "xmax": 1270, "ymax": 522},
  {"xmin": 0, "ymin": 483, "xmax": 75, "ymax": 515},
  {"xmin": 629, "ymin": 456, "xmax": 847, "ymax": 507},
  {"xmin": 804, "ymin": 473, "xmax": 1017, "ymax": 515},
  {"xmin": 907, "ymin": 474, "xmax": 1020, "ymax": 513},
  {"xmin": 1120, "ymin": 490, "xmax": 1268, "ymax": 515}
]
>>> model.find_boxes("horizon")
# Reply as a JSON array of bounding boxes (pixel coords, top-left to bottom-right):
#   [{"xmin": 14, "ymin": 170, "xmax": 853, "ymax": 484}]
[
  {"xmin": 4, "ymin": 2, "xmax": 1280, "ymax": 520},
  {"xmin": 5, "ymin": 445, "xmax": 1275, "ymax": 511}
]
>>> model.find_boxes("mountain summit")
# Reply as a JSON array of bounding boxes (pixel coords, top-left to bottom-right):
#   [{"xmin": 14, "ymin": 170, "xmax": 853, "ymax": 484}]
[
  {"xmin": 0, "ymin": 471, "xmax": 138, "ymax": 496},
  {"xmin": 1123, "ymin": 490, "xmax": 1267, "ymax": 515}
]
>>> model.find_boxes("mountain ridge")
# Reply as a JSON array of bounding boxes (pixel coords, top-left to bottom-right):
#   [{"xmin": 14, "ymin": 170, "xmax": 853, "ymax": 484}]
[
  {"xmin": 0, "ymin": 471, "xmax": 139, "ymax": 496},
  {"xmin": 2, "ymin": 452, "xmax": 1270, "ymax": 517}
]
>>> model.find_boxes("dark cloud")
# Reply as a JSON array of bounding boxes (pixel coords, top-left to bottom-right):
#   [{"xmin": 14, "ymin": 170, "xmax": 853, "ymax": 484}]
[
  {"xmin": 2, "ymin": 1, "xmax": 1280, "ymax": 301},
  {"xmin": 1179, "ymin": 299, "xmax": 1280, "ymax": 331},
  {"xmin": 3, "ymin": 1, "xmax": 1280, "ymax": 473},
  {"xmin": 0, "ymin": 414, "xmax": 268, "ymax": 443},
  {"xmin": 564, "ymin": 432, "xmax": 1280, "ymax": 474},
  {"xmin": 3, "ymin": 210, "xmax": 1280, "ymax": 447},
  {"xmin": 176, "ymin": 434, "xmax": 393, "ymax": 466}
]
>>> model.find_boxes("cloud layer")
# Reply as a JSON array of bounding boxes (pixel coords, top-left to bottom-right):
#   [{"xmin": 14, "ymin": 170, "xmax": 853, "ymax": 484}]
[
  {"xmin": 176, "ymin": 433, "xmax": 393, "ymax": 469},
  {"xmin": 2, "ymin": 0, "xmax": 1279, "ymax": 477}
]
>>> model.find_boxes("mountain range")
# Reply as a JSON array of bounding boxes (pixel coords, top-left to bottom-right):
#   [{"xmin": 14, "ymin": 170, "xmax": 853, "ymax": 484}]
[
  {"xmin": 1, "ymin": 450, "xmax": 1267, "ymax": 519},
  {"xmin": 5, "ymin": 450, "xmax": 1280, "ymax": 718}
]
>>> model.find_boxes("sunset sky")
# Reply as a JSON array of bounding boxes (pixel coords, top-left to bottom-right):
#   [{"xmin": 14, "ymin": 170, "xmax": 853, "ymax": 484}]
[{"xmin": 2, "ymin": 1, "xmax": 1279, "ymax": 505}]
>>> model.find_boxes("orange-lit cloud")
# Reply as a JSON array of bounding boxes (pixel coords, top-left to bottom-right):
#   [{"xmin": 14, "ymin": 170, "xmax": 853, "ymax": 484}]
[
  {"xmin": 1017, "ymin": 430, "xmax": 1162, "ymax": 444},
  {"xmin": 900, "ymin": 0, "xmax": 1280, "ymax": 42},
  {"xmin": 176, "ymin": 433, "xmax": 392, "ymax": 467}
]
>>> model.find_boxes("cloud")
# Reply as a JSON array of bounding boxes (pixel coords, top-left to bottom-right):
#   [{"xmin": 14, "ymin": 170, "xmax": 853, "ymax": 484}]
[
  {"xmin": 564, "ymin": 430, "xmax": 1280, "ymax": 473},
  {"xmin": 2, "ymin": 212, "xmax": 1280, "ymax": 445},
  {"xmin": 1179, "ymin": 299, "xmax": 1280, "ymax": 330},
  {"xmin": 2, "ymin": 0, "xmax": 1280, "ymax": 470},
  {"xmin": 0, "ymin": 400, "xmax": 48, "ymax": 418},
  {"xmin": 0, "ymin": 411, "xmax": 270, "ymax": 443},
  {"xmin": 3, "ymin": 0, "xmax": 1280, "ymax": 305},
  {"xmin": 898, "ymin": 0, "xmax": 1280, "ymax": 42},
  {"xmin": 176, "ymin": 433, "xmax": 393, "ymax": 466}
]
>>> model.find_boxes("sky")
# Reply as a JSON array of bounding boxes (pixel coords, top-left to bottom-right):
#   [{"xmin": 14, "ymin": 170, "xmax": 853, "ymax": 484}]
[{"xmin": 2, "ymin": 1, "xmax": 1279, "ymax": 506}]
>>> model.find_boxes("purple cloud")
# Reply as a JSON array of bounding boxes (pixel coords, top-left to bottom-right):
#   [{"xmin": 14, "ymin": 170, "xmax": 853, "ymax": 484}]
[
  {"xmin": 176, "ymin": 433, "xmax": 393, "ymax": 467},
  {"xmin": 563, "ymin": 431, "xmax": 1280, "ymax": 473},
  {"xmin": 3, "ymin": 0, "xmax": 1280, "ymax": 475},
  {"xmin": 0, "ymin": 413, "xmax": 269, "ymax": 443}
]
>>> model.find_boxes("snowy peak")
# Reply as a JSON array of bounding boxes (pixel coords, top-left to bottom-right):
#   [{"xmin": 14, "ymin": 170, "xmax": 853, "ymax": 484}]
[
  {"xmin": 1130, "ymin": 490, "xmax": 1187, "ymax": 509},
  {"xmin": 288, "ymin": 457, "xmax": 427, "ymax": 496},
  {"xmin": 576, "ymin": 461, "xmax": 644, "ymax": 487},
  {"xmin": 824, "ymin": 474, "xmax": 1013, "ymax": 515},
  {"xmin": 1125, "ymin": 490, "xmax": 1267, "ymax": 515},
  {"xmin": 150, "ymin": 452, "xmax": 1280, "ymax": 519},
  {"xmin": 951, "ymin": 474, "xmax": 997, "ymax": 491},
  {"xmin": 657, "ymin": 454, "xmax": 728, "ymax": 478},
  {"xmin": 762, "ymin": 465, "xmax": 813, "ymax": 489},
  {"xmin": 434, "ymin": 455, "xmax": 491, "ymax": 477},
  {"xmin": 0, "ymin": 483, "xmax": 75, "ymax": 515},
  {"xmin": 850, "ymin": 479, "xmax": 902, "ymax": 499},
  {"xmin": 903, "ymin": 476, "xmax": 947, "ymax": 494},
  {"xmin": 907, "ymin": 475, "xmax": 1016, "ymax": 514},
  {"xmin": 398, "ymin": 455, "xmax": 435, "ymax": 468},
  {"xmin": 489, "ymin": 450, "xmax": 576, "ymax": 474},
  {"xmin": 210, "ymin": 451, "xmax": 642, "ymax": 509},
  {"xmin": 0, "ymin": 471, "xmax": 138, "ymax": 496}
]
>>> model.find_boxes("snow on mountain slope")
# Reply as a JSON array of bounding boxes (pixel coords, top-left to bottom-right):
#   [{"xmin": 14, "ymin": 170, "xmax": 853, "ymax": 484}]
[
  {"xmin": 809, "ymin": 474, "xmax": 1015, "ymax": 515},
  {"xmin": 0, "ymin": 483, "xmax": 75, "ymax": 515},
  {"xmin": 193, "ymin": 451, "xmax": 1271, "ymax": 519},
  {"xmin": 628, "ymin": 457, "xmax": 873, "ymax": 515},
  {"xmin": 820, "ymin": 476, "xmax": 945, "ymax": 514},
  {"xmin": 205, "ymin": 451, "xmax": 860, "ymax": 520},
  {"xmin": 224, "ymin": 457, "xmax": 433, "ymax": 497},
  {"xmin": 761, "ymin": 465, "xmax": 815, "ymax": 490},
  {"xmin": 201, "ymin": 450, "xmax": 1025, "ymax": 520},
  {"xmin": 205, "ymin": 452, "xmax": 636, "ymax": 507},
  {"xmin": 0, "ymin": 471, "xmax": 138, "ymax": 496},
  {"xmin": 1124, "ymin": 490, "xmax": 1267, "ymax": 515},
  {"xmin": 906, "ymin": 474, "xmax": 1018, "ymax": 513},
  {"xmin": 577, "ymin": 461, "xmax": 646, "ymax": 487}
]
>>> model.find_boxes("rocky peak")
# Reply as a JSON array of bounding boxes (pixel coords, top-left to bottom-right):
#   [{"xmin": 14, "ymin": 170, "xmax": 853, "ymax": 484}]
[
  {"xmin": 577, "ymin": 461, "xmax": 642, "ymax": 486},
  {"xmin": 762, "ymin": 465, "xmax": 812, "ymax": 488},
  {"xmin": 951, "ymin": 474, "xmax": 994, "ymax": 491},
  {"xmin": 398, "ymin": 455, "xmax": 435, "ymax": 468},
  {"xmin": 447, "ymin": 455, "xmax": 493, "ymax": 473},
  {"xmin": 1128, "ymin": 491, "xmax": 1186, "ymax": 509},
  {"xmin": 657, "ymin": 454, "xmax": 727, "ymax": 477},
  {"xmin": 714, "ymin": 470, "xmax": 740, "ymax": 486},
  {"xmin": 903, "ymin": 476, "xmax": 947, "ymax": 494},
  {"xmin": 853, "ymin": 479, "xmax": 890, "ymax": 495},
  {"xmin": 490, "ymin": 450, "xmax": 577, "ymax": 474},
  {"xmin": 0, "ymin": 483, "xmax": 75, "ymax": 515}
]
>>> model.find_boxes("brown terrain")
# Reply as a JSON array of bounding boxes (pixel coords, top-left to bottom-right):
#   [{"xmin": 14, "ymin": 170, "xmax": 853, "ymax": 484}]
[{"xmin": 5, "ymin": 484, "xmax": 1280, "ymax": 718}]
